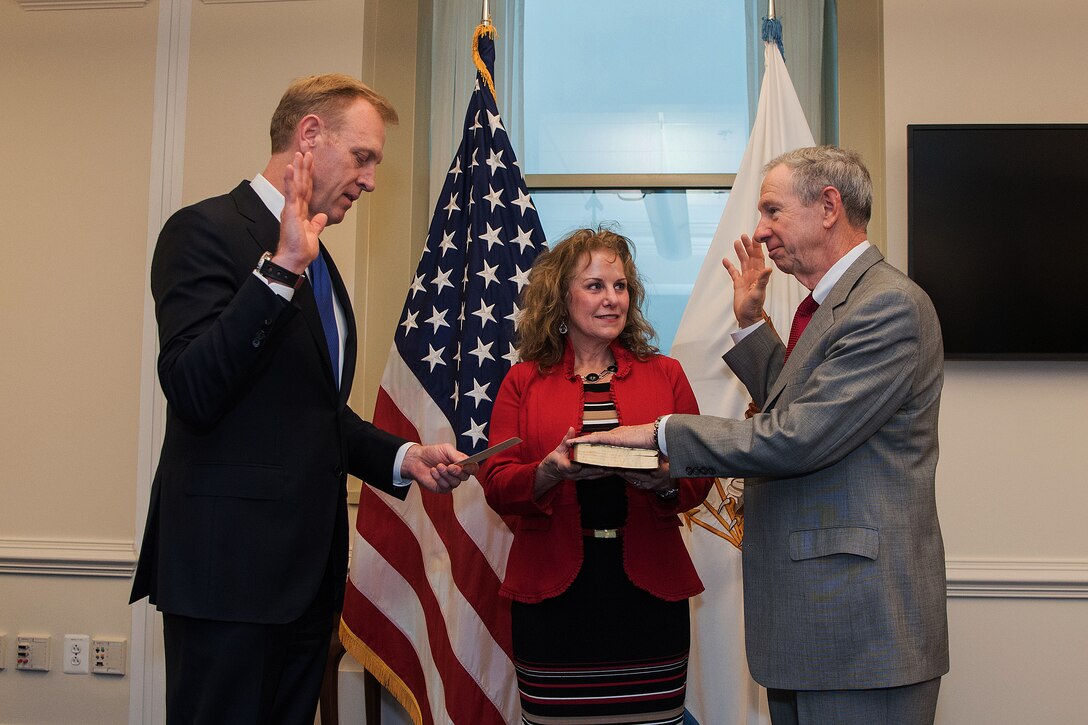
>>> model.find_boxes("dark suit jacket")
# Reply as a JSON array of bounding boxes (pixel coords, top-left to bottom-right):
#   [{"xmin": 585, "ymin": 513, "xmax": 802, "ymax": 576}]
[
  {"xmin": 667, "ymin": 246, "xmax": 949, "ymax": 690},
  {"xmin": 131, "ymin": 181, "xmax": 409, "ymax": 624}
]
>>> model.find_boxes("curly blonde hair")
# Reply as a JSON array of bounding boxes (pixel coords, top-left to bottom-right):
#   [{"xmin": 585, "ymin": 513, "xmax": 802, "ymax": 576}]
[{"xmin": 518, "ymin": 227, "xmax": 658, "ymax": 370}]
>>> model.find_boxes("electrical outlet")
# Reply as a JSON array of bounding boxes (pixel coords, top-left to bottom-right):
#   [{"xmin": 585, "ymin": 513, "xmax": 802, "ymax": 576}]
[
  {"xmin": 63, "ymin": 634, "xmax": 90, "ymax": 674},
  {"xmin": 16, "ymin": 636, "xmax": 50, "ymax": 671}
]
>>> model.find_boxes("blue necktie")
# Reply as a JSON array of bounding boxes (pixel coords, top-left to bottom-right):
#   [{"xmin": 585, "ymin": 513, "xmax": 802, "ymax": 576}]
[{"xmin": 309, "ymin": 252, "xmax": 340, "ymax": 385}]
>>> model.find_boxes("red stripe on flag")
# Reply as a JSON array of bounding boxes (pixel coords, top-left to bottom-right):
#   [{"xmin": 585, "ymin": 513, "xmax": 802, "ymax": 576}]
[
  {"xmin": 351, "ymin": 386, "xmax": 509, "ymax": 723},
  {"xmin": 372, "ymin": 386, "xmax": 512, "ymax": 654},
  {"xmin": 356, "ymin": 483, "xmax": 506, "ymax": 724},
  {"xmin": 373, "ymin": 385, "xmax": 422, "ymax": 442},
  {"xmin": 341, "ymin": 585, "xmax": 433, "ymax": 725},
  {"xmin": 419, "ymin": 493, "xmax": 512, "ymax": 653}
]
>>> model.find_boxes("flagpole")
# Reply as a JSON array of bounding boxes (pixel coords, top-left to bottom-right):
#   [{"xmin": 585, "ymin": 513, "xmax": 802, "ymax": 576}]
[
  {"xmin": 482, "ymin": 0, "xmax": 491, "ymax": 25},
  {"xmin": 768, "ymin": 0, "xmax": 776, "ymax": 19}
]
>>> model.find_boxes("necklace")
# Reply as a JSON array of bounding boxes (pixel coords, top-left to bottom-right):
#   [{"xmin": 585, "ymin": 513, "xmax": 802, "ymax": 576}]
[{"xmin": 580, "ymin": 364, "xmax": 618, "ymax": 382}]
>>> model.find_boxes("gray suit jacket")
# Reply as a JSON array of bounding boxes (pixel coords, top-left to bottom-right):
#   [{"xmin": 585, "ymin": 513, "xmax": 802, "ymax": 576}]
[{"xmin": 667, "ymin": 246, "xmax": 949, "ymax": 690}]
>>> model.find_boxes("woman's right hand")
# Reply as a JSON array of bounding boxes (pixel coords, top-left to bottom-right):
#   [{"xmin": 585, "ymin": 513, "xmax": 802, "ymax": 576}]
[{"xmin": 533, "ymin": 426, "xmax": 611, "ymax": 498}]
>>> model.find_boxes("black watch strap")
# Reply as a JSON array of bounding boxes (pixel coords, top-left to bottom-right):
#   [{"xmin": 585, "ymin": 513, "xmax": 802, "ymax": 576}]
[{"xmin": 257, "ymin": 252, "xmax": 303, "ymax": 289}]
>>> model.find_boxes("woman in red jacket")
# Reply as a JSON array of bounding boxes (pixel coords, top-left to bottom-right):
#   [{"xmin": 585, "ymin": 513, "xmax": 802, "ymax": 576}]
[{"xmin": 480, "ymin": 227, "xmax": 713, "ymax": 725}]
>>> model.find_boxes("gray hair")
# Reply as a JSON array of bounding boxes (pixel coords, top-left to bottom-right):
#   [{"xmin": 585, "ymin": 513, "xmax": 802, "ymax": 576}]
[{"xmin": 764, "ymin": 145, "xmax": 872, "ymax": 228}]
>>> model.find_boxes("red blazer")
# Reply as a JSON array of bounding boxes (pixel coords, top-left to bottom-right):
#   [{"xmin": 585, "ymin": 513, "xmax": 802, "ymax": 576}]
[{"xmin": 480, "ymin": 341, "xmax": 713, "ymax": 603}]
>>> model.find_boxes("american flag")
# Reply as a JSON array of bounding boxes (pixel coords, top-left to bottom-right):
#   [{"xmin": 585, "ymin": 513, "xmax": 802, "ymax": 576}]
[{"xmin": 341, "ymin": 22, "xmax": 546, "ymax": 724}]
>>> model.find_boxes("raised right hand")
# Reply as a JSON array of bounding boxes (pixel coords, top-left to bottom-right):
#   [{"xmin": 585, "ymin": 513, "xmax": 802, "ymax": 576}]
[
  {"xmin": 274, "ymin": 151, "xmax": 327, "ymax": 274},
  {"xmin": 721, "ymin": 233, "xmax": 772, "ymax": 328}
]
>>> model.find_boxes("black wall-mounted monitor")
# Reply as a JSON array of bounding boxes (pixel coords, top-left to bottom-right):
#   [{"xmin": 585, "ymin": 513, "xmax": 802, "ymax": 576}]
[{"xmin": 907, "ymin": 123, "xmax": 1088, "ymax": 360}]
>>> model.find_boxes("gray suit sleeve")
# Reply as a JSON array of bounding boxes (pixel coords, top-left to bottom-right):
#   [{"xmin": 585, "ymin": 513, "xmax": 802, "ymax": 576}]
[{"xmin": 666, "ymin": 286, "xmax": 927, "ymax": 479}]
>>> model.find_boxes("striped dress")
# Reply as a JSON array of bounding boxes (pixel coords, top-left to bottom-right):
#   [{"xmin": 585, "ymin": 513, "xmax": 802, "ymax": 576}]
[{"xmin": 511, "ymin": 379, "xmax": 690, "ymax": 725}]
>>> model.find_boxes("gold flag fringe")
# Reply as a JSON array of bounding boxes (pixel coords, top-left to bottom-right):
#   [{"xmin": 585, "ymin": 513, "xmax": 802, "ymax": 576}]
[
  {"xmin": 472, "ymin": 22, "xmax": 498, "ymax": 102},
  {"xmin": 340, "ymin": 617, "xmax": 424, "ymax": 725}
]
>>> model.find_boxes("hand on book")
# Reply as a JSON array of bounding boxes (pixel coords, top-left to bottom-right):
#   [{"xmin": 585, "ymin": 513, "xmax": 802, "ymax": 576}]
[
  {"xmin": 570, "ymin": 422, "xmax": 657, "ymax": 451},
  {"xmin": 533, "ymin": 427, "xmax": 614, "ymax": 499}
]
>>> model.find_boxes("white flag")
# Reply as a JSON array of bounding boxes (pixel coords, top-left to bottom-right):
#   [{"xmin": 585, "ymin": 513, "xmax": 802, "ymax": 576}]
[{"xmin": 672, "ymin": 38, "xmax": 815, "ymax": 725}]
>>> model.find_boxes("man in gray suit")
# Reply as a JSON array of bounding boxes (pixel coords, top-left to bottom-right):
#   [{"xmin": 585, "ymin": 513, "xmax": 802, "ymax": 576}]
[{"xmin": 577, "ymin": 146, "xmax": 948, "ymax": 724}]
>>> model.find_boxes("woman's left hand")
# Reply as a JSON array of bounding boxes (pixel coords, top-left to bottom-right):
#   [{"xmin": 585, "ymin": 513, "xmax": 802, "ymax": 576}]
[{"xmin": 620, "ymin": 459, "xmax": 673, "ymax": 495}]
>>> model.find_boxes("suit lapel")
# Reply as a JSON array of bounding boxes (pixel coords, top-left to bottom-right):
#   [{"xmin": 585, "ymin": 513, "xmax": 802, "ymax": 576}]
[
  {"xmin": 763, "ymin": 246, "xmax": 885, "ymax": 409},
  {"xmin": 231, "ymin": 182, "xmax": 346, "ymax": 402},
  {"xmin": 232, "ymin": 181, "xmax": 279, "ymax": 257}
]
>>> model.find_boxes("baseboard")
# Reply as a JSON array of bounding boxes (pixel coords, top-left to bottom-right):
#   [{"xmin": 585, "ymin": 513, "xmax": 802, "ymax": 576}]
[{"xmin": 0, "ymin": 537, "xmax": 137, "ymax": 577}]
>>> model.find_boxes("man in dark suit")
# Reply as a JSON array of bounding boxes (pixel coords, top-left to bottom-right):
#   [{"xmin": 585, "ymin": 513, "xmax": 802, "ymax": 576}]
[
  {"xmin": 131, "ymin": 74, "xmax": 475, "ymax": 724},
  {"xmin": 577, "ymin": 146, "xmax": 948, "ymax": 724}
]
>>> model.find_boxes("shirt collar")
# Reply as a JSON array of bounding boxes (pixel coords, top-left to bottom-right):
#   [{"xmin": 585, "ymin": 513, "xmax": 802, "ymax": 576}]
[
  {"xmin": 251, "ymin": 173, "xmax": 284, "ymax": 221},
  {"xmin": 811, "ymin": 240, "xmax": 871, "ymax": 305}
]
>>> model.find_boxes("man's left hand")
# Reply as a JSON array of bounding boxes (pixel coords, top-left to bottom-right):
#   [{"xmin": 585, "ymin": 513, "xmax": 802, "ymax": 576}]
[{"xmin": 401, "ymin": 443, "xmax": 478, "ymax": 493}]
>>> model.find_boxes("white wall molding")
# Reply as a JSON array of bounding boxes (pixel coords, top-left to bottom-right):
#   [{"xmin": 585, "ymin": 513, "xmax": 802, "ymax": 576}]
[
  {"xmin": 0, "ymin": 537, "xmax": 136, "ymax": 577},
  {"xmin": 17, "ymin": 0, "xmax": 148, "ymax": 10},
  {"xmin": 946, "ymin": 558, "xmax": 1088, "ymax": 599},
  {"xmin": 201, "ymin": 0, "xmax": 312, "ymax": 4},
  {"xmin": 2, "ymin": 543, "xmax": 1083, "ymax": 599}
]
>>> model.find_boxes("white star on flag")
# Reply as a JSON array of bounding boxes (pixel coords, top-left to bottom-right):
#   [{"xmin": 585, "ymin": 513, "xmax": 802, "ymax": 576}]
[
  {"xmin": 468, "ymin": 338, "xmax": 495, "ymax": 365},
  {"xmin": 480, "ymin": 223, "xmax": 504, "ymax": 250},
  {"xmin": 509, "ymin": 264, "xmax": 531, "ymax": 293},
  {"xmin": 464, "ymin": 379, "xmax": 492, "ymax": 408},
  {"xmin": 421, "ymin": 344, "xmax": 446, "ymax": 372},
  {"xmin": 477, "ymin": 260, "xmax": 500, "ymax": 288},
  {"xmin": 510, "ymin": 225, "xmax": 535, "ymax": 252},
  {"xmin": 511, "ymin": 188, "xmax": 535, "ymax": 215},
  {"xmin": 399, "ymin": 309, "xmax": 418, "ymax": 333},
  {"xmin": 463, "ymin": 418, "xmax": 488, "ymax": 446},
  {"xmin": 484, "ymin": 185, "xmax": 505, "ymax": 211},
  {"xmin": 473, "ymin": 300, "xmax": 497, "ymax": 328},
  {"xmin": 486, "ymin": 148, "xmax": 506, "ymax": 174},
  {"xmin": 425, "ymin": 306, "xmax": 450, "ymax": 333},
  {"xmin": 432, "ymin": 267, "xmax": 454, "ymax": 294}
]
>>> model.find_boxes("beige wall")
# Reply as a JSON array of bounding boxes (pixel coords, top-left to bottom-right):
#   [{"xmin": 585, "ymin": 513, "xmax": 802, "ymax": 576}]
[
  {"xmin": 881, "ymin": 1, "xmax": 1088, "ymax": 722},
  {"xmin": 0, "ymin": 1, "xmax": 158, "ymax": 721},
  {"xmin": 1, "ymin": 0, "xmax": 1085, "ymax": 723}
]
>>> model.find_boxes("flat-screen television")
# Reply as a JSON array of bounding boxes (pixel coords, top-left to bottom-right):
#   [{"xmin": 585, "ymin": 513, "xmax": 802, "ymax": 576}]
[{"xmin": 907, "ymin": 124, "xmax": 1088, "ymax": 360}]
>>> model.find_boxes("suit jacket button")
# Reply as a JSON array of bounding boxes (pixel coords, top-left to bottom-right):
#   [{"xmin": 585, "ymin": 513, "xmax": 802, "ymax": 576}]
[
  {"xmin": 251, "ymin": 337, "xmax": 261, "ymax": 348},
  {"xmin": 334, "ymin": 467, "xmax": 344, "ymax": 478},
  {"xmin": 686, "ymin": 467, "xmax": 695, "ymax": 475}
]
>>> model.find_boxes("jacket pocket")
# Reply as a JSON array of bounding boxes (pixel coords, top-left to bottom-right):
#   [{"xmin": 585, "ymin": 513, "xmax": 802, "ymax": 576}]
[
  {"xmin": 184, "ymin": 463, "xmax": 287, "ymax": 500},
  {"xmin": 788, "ymin": 526, "xmax": 878, "ymax": 561}
]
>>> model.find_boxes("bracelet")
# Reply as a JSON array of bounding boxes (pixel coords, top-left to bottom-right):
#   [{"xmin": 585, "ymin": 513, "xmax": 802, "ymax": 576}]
[
  {"xmin": 651, "ymin": 416, "xmax": 663, "ymax": 452},
  {"xmin": 656, "ymin": 486, "xmax": 679, "ymax": 500}
]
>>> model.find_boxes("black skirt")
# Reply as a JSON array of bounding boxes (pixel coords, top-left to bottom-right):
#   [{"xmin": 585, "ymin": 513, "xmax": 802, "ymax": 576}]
[{"xmin": 511, "ymin": 477, "xmax": 690, "ymax": 724}]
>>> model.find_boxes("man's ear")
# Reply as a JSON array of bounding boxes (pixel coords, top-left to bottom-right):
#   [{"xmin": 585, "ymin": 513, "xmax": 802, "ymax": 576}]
[
  {"xmin": 297, "ymin": 113, "xmax": 322, "ymax": 150},
  {"xmin": 820, "ymin": 185, "xmax": 844, "ymax": 229}
]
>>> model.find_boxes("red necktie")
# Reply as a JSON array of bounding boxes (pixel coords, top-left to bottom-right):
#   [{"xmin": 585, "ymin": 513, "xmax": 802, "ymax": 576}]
[{"xmin": 783, "ymin": 294, "xmax": 819, "ymax": 362}]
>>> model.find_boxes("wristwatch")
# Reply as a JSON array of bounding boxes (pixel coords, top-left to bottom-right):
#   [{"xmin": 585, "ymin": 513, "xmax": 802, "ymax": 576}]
[{"xmin": 256, "ymin": 252, "xmax": 303, "ymax": 289}]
